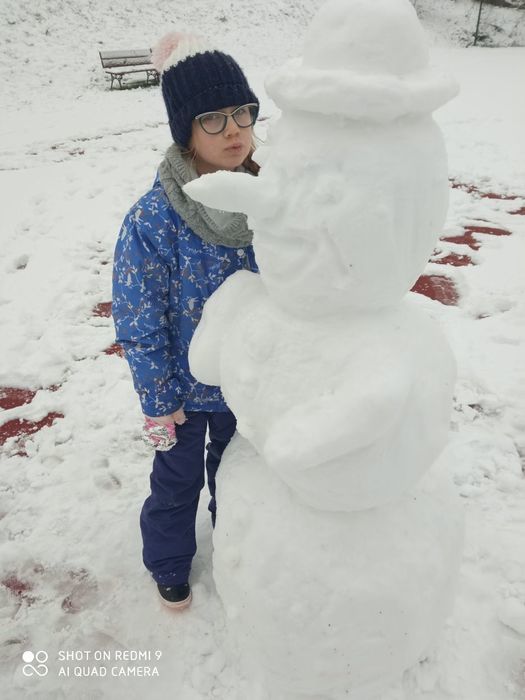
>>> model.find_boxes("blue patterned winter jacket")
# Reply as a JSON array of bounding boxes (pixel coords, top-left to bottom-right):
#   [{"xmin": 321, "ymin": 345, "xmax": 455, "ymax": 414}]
[{"xmin": 112, "ymin": 174, "xmax": 258, "ymax": 416}]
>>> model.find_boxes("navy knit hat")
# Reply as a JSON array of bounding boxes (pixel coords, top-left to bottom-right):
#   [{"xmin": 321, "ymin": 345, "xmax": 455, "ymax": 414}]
[{"xmin": 152, "ymin": 33, "xmax": 259, "ymax": 148}]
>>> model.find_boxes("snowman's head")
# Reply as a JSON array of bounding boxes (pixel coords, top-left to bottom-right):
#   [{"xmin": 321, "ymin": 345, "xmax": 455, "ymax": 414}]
[
  {"xmin": 249, "ymin": 0, "xmax": 458, "ymax": 317},
  {"xmin": 249, "ymin": 110, "xmax": 450, "ymax": 318}
]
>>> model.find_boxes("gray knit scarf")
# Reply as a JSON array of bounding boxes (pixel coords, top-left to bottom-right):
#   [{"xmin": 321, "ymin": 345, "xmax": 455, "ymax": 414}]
[{"xmin": 158, "ymin": 142, "xmax": 254, "ymax": 248}]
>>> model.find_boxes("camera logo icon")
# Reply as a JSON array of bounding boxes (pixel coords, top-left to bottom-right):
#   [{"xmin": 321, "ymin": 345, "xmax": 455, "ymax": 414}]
[{"xmin": 22, "ymin": 650, "xmax": 49, "ymax": 677}]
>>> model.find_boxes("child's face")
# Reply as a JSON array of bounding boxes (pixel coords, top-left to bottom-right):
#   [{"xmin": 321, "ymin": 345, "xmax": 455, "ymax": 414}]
[{"xmin": 189, "ymin": 105, "xmax": 253, "ymax": 175}]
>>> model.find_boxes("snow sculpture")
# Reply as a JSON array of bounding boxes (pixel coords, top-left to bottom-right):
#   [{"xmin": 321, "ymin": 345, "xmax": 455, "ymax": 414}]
[{"xmin": 185, "ymin": 0, "xmax": 464, "ymax": 697}]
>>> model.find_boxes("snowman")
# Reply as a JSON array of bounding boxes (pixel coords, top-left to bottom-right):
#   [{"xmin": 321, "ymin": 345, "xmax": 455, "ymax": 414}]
[{"xmin": 185, "ymin": 0, "xmax": 464, "ymax": 697}]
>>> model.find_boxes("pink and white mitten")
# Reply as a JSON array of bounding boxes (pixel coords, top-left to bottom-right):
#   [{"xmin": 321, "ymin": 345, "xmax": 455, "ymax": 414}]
[{"xmin": 142, "ymin": 417, "xmax": 177, "ymax": 451}]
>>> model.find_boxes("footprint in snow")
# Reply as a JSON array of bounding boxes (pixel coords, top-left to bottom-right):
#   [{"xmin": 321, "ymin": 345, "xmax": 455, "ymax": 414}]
[{"xmin": 1, "ymin": 564, "xmax": 99, "ymax": 616}]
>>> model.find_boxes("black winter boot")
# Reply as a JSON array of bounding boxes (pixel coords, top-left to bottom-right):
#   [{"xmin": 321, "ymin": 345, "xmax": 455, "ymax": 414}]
[{"xmin": 157, "ymin": 582, "xmax": 192, "ymax": 610}]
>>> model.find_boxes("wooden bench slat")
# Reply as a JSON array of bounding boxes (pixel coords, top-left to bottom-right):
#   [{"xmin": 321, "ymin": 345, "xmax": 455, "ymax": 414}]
[
  {"xmin": 105, "ymin": 65, "xmax": 156, "ymax": 75},
  {"xmin": 103, "ymin": 57, "xmax": 153, "ymax": 68},
  {"xmin": 99, "ymin": 49, "xmax": 152, "ymax": 60}
]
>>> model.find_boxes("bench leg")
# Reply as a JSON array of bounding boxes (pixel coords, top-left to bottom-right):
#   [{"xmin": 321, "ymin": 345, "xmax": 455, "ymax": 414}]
[
  {"xmin": 109, "ymin": 74, "xmax": 123, "ymax": 90},
  {"xmin": 145, "ymin": 70, "xmax": 159, "ymax": 86}
]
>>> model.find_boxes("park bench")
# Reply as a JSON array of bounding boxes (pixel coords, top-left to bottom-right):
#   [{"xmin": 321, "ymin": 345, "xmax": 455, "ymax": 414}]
[{"xmin": 99, "ymin": 49, "xmax": 159, "ymax": 90}]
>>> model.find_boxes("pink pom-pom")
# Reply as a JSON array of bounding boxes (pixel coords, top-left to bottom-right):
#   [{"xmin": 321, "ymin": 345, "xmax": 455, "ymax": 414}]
[{"xmin": 151, "ymin": 32, "xmax": 186, "ymax": 73}]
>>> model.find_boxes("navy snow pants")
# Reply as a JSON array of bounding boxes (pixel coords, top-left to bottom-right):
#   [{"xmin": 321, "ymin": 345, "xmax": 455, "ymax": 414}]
[{"xmin": 140, "ymin": 410, "xmax": 236, "ymax": 586}]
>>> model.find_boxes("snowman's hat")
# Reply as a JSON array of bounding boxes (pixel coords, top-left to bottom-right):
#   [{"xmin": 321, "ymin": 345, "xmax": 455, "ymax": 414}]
[{"xmin": 266, "ymin": 0, "xmax": 458, "ymax": 122}]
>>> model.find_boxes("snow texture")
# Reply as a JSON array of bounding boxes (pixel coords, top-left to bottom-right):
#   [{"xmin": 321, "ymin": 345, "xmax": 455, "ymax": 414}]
[
  {"xmin": 213, "ymin": 436, "xmax": 464, "ymax": 699},
  {"xmin": 186, "ymin": 1, "xmax": 464, "ymax": 696},
  {"xmin": 190, "ymin": 273, "xmax": 457, "ymax": 512}
]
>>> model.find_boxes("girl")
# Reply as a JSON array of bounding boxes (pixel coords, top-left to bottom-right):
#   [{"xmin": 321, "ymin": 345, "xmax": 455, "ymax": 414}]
[{"xmin": 112, "ymin": 33, "xmax": 259, "ymax": 610}]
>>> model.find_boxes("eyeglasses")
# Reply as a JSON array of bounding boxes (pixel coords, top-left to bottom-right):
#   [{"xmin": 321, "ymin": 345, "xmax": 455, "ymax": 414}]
[{"xmin": 194, "ymin": 103, "xmax": 258, "ymax": 135}]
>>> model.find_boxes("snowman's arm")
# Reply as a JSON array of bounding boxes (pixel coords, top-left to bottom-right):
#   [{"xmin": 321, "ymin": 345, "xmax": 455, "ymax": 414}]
[
  {"xmin": 189, "ymin": 270, "xmax": 263, "ymax": 386},
  {"xmin": 183, "ymin": 171, "xmax": 272, "ymax": 218},
  {"xmin": 263, "ymin": 366, "xmax": 412, "ymax": 473}
]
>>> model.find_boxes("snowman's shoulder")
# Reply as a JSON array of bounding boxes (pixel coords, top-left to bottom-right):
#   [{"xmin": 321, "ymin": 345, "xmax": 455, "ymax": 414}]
[
  {"xmin": 222, "ymin": 269, "xmax": 263, "ymax": 296},
  {"xmin": 208, "ymin": 270, "xmax": 264, "ymax": 315}
]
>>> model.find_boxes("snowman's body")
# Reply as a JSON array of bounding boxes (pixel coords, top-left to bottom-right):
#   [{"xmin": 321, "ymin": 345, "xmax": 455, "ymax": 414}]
[
  {"xmin": 185, "ymin": 0, "xmax": 464, "ymax": 696},
  {"xmin": 191, "ymin": 271, "xmax": 456, "ymax": 512},
  {"xmin": 212, "ymin": 437, "xmax": 463, "ymax": 699}
]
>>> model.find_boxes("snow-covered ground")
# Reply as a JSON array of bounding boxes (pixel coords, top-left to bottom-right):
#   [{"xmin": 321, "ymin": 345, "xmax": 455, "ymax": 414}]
[
  {"xmin": 1, "ymin": 2, "xmax": 525, "ymax": 698},
  {"xmin": 416, "ymin": 0, "xmax": 525, "ymax": 48}
]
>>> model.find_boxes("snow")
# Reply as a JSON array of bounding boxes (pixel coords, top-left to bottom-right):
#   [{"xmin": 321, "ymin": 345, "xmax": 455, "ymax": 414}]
[
  {"xmin": 1, "ymin": 0, "xmax": 525, "ymax": 698},
  {"xmin": 212, "ymin": 439, "xmax": 464, "ymax": 700},
  {"xmin": 185, "ymin": 2, "xmax": 463, "ymax": 695},
  {"xmin": 261, "ymin": 0, "xmax": 458, "ymax": 121},
  {"xmin": 190, "ymin": 272, "xmax": 457, "ymax": 513},
  {"xmin": 434, "ymin": 47, "xmax": 525, "ymax": 188},
  {"xmin": 415, "ymin": 0, "xmax": 525, "ymax": 48}
]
